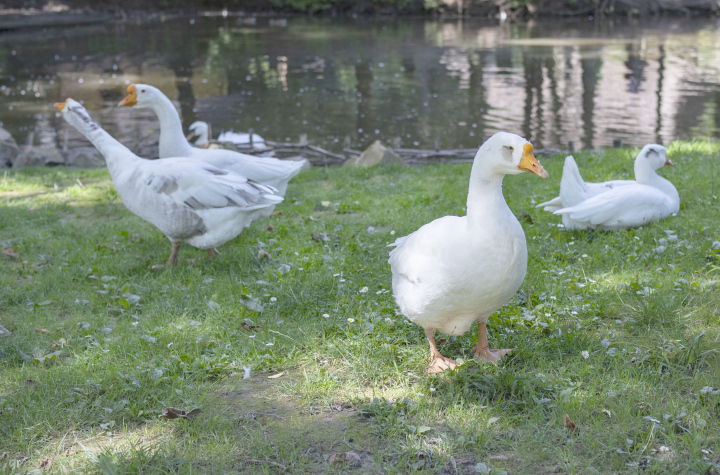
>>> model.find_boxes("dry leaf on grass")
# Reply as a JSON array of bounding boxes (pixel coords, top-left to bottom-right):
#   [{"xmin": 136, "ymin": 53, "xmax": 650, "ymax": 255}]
[
  {"xmin": 311, "ymin": 233, "xmax": 330, "ymax": 242},
  {"xmin": 39, "ymin": 456, "xmax": 54, "ymax": 470},
  {"xmin": 268, "ymin": 371, "xmax": 285, "ymax": 379},
  {"xmin": 2, "ymin": 247, "xmax": 19, "ymax": 259},
  {"xmin": 51, "ymin": 338, "xmax": 67, "ymax": 349},
  {"xmin": 34, "ymin": 328, "xmax": 49, "ymax": 334},
  {"xmin": 159, "ymin": 407, "xmax": 201, "ymax": 420},
  {"xmin": 241, "ymin": 321, "xmax": 263, "ymax": 332},
  {"xmin": 329, "ymin": 451, "xmax": 362, "ymax": 468},
  {"xmin": 601, "ymin": 408, "xmax": 612, "ymax": 418},
  {"xmin": 563, "ymin": 413, "xmax": 578, "ymax": 433},
  {"xmin": 257, "ymin": 249, "xmax": 272, "ymax": 261},
  {"xmin": 270, "ymin": 211, "xmax": 283, "ymax": 216}
]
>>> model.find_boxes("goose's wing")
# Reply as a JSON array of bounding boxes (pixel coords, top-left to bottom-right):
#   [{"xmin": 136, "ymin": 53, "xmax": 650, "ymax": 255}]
[
  {"xmin": 388, "ymin": 216, "xmax": 463, "ymax": 282},
  {"xmin": 190, "ymin": 148, "xmax": 305, "ymax": 185},
  {"xmin": 554, "ymin": 184, "xmax": 673, "ymax": 227},
  {"xmin": 142, "ymin": 159, "xmax": 282, "ymax": 211}
]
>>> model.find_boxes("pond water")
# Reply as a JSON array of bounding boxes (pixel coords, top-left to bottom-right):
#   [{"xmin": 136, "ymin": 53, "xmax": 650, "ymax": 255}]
[{"xmin": 1, "ymin": 15, "xmax": 720, "ymax": 159}]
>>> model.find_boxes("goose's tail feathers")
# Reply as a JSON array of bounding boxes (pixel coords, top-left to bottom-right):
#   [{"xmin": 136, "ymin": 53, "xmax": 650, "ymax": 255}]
[{"xmin": 558, "ymin": 155, "xmax": 589, "ymax": 208}]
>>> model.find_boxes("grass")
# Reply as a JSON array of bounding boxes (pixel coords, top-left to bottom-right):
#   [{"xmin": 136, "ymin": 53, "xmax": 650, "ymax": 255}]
[{"xmin": 1, "ymin": 140, "xmax": 720, "ymax": 474}]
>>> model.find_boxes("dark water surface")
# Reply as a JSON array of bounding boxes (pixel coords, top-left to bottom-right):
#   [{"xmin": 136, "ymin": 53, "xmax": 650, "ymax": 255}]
[{"xmin": 2, "ymin": 15, "xmax": 720, "ymax": 157}]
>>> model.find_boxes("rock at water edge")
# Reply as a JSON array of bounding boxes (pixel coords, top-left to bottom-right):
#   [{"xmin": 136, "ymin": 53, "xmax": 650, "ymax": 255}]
[{"xmin": 343, "ymin": 140, "xmax": 404, "ymax": 168}]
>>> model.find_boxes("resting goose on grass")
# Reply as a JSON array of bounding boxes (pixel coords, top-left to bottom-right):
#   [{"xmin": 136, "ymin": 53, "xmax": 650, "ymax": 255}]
[
  {"xmin": 118, "ymin": 85, "xmax": 303, "ymax": 202},
  {"xmin": 187, "ymin": 121, "xmax": 267, "ymax": 149},
  {"xmin": 185, "ymin": 121, "xmax": 236, "ymax": 151},
  {"xmin": 55, "ymin": 99, "xmax": 281, "ymax": 266},
  {"xmin": 536, "ymin": 144, "xmax": 678, "ymax": 230},
  {"xmin": 389, "ymin": 132, "xmax": 548, "ymax": 374}
]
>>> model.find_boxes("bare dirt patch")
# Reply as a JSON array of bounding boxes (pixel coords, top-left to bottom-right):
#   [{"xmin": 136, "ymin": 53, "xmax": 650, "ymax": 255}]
[{"xmin": 215, "ymin": 375, "xmax": 389, "ymax": 473}]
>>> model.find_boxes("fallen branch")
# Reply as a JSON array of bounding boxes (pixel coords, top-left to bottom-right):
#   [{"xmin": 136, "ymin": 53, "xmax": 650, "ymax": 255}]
[{"xmin": 307, "ymin": 144, "xmax": 345, "ymax": 160}]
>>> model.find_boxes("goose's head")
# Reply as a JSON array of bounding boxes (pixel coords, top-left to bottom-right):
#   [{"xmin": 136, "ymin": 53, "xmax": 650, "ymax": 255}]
[
  {"xmin": 187, "ymin": 121, "xmax": 209, "ymax": 145},
  {"xmin": 637, "ymin": 144, "xmax": 672, "ymax": 170},
  {"xmin": 54, "ymin": 98, "xmax": 97, "ymax": 131},
  {"xmin": 118, "ymin": 84, "xmax": 165, "ymax": 109},
  {"xmin": 477, "ymin": 132, "xmax": 548, "ymax": 179}
]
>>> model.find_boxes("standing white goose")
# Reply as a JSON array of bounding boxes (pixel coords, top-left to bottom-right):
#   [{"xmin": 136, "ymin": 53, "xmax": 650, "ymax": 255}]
[
  {"xmin": 389, "ymin": 133, "xmax": 548, "ymax": 374},
  {"xmin": 118, "ymin": 84, "xmax": 303, "ymax": 200},
  {"xmin": 55, "ymin": 99, "xmax": 281, "ymax": 266},
  {"xmin": 537, "ymin": 144, "xmax": 678, "ymax": 230}
]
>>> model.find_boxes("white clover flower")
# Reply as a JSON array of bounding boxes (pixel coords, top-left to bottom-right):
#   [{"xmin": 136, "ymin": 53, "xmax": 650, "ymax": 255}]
[
  {"xmin": 658, "ymin": 446, "xmax": 670, "ymax": 453},
  {"xmin": 390, "ymin": 230, "xmax": 396, "ymax": 235},
  {"xmin": 132, "ymin": 321, "xmax": 139, "ymax": 326},
  {"xmin": 582, "ymin": 351, "xmax": 589, "ymax": 359},
  {"xmin": 339, "ymin": 278, "xmax": 346, "ymax": 283},
  {"xmin": 384, "ymin": 317, "xmax": 392, "ymax": 322},
  {"xmin": 347, "ymin": 318, "xmax": 355, "ymax": 323},
  {"xmin": 266, "ymin": 342, "xmax": 274, "ymax": 347},
  {"xmin": 545, "ymin": 313, "xmax": 551, "ymax": 317},
  {"xmin": 323, "ymin": 313, "xmax": 330, "ymax": 318},
  {"xmin": 376, "ymin": 290, "xmax": 383, "ymax": 295},
  {"xmin": 360, "ymin": 287, "xmax": 368, "ymax": 293},
  {"xmin": 270, "ymin": 297, "xmax": 277, "ymax": 302},
  {"xmin": 430, "ymin": 387, "xmax": 436, "ymax": 392}
]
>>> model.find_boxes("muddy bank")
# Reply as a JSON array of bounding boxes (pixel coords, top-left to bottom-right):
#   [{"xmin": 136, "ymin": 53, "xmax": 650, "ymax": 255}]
[{"xmin": 0, "ymin": 0, "xmax": 719, "ymax": 22}]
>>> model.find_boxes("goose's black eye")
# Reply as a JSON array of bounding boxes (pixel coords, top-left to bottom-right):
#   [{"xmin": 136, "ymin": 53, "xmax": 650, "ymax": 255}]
[
  {"xmin": 141, "ymin": 89, "xmax": 146, "ymax": 93},
  {"xmin": 508, "ymin": 146, "xmax": 514, "ymax": 152}
]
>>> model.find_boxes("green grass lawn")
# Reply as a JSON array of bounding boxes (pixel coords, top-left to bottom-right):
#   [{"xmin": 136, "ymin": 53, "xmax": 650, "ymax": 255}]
[{"xmin": 1, "ymin": 141, "xmax": 720, "ymax": 474}]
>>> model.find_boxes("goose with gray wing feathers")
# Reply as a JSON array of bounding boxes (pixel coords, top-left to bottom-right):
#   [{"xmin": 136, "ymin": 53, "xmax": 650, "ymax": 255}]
[
  {"xmin": 119, "ymin": 84, "xmax": 303, "ymax": 205},
  {"xmin": 55, "ymin": 99, "xmax": 282, "ymax": 267}
]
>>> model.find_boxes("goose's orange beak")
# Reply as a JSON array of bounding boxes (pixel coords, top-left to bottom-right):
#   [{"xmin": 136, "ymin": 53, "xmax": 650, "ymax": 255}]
[
  {"xmin": 118, "ymin": 84, "xmax": 137, "ymax": 107},
  {"xmin": 518, "ymin": 143, "xmax": 549, "ymax": 179},
  {"xmin": 54, "ymin": 99, "xmax": 71, "ymax": 111}
]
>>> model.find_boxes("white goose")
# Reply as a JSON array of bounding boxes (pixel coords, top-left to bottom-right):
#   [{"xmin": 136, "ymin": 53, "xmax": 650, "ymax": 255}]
[
  {"xmin": 186, "ymin": 121, "xmax": 267, "ymax": 149},
  {"xmin": 55, "ymin": 99, "xmax": 281, "ymax": 266},
  {"xmin": 118, "ymin": 85, "xmax": 303, "ymax": 199},
  {"xmin": 537, "ymin": 144, "xmax": 678, "ymax": 230},
  {"xmin": 389, "ymin": 133, "xmax": 548, "ymax": 374}
]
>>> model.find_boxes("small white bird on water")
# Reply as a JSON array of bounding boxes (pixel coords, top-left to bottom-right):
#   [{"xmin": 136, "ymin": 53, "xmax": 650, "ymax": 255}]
[
  {"xmin": 55, "ymin": 98, "xmax": 281, "ymax": 267},
  {"xmin": 389, "ymin": 132, "xmax": 548, "ymax": 373},
  {"xmin": 186, "ymin": 121, "xmax": 267, "ymax": 150}
]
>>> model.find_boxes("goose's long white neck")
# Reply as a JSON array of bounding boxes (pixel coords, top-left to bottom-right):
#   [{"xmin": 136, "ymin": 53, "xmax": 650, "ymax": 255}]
[
  {"xmin": 466, "ymin": 163, "xmax": 510, "ymax": 224},
  {"xmin": 635, "ymin": 163, "xmax": 679, "ymax": 204},
  {"xmin": 65, "ymin": 106, "xmax": 139, "ymax": 176},
  {"xmin": 152, "ymin": 94, "xmax": 194, "ymax": 158}
]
